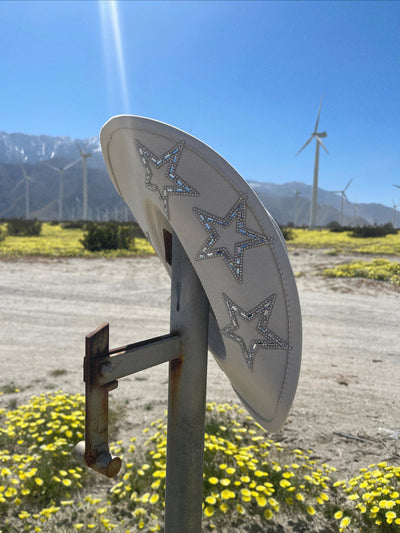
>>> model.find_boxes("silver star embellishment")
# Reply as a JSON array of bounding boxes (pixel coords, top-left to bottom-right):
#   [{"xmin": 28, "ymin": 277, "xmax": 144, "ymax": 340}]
[
  {"xmin": 222, "ymin": 293, "xmax": 291, "ymax": 370},
  {"xmin": 193, "ymin": 196, "xmax": 273, "ymax": 283},
  {"xmin": 135, "ymin": 140, "xmax": 199, "ymax": 218}
]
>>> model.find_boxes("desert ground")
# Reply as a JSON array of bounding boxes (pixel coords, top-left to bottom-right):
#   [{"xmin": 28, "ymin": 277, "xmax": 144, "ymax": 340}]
[{"xmin": 0, "ymin": 250, "xmax": 399, "ymax": 479}]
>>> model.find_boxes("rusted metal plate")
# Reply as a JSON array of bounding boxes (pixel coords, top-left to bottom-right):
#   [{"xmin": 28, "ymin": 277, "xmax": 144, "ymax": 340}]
[
  {"xmin": 74, "ymin": 323, "xmax": 121, "ymax": 478},
  {"xmin": 97, "ymin": 333, "xmax": 181, "ymax": 386}
]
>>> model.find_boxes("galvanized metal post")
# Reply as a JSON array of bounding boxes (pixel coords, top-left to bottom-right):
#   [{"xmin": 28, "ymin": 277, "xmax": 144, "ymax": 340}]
[{"xmin": 164, "ymin": 233, "xmax": 209, "ymax": 533}]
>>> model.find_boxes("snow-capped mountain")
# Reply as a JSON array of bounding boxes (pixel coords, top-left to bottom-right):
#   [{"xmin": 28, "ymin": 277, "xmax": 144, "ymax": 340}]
[
  {"xmin": 0, "ymin": 131, "xmax": 101, "ymax": 165},
  {"xmin": 0, "ymin": 131, "xmax": 396, "ymax": 226}
]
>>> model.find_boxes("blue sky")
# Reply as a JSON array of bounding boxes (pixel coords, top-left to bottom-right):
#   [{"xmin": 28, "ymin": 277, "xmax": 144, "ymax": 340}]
[{"xmin": 1, "ymin": 1, "xmax": 399, "ymax": 207}]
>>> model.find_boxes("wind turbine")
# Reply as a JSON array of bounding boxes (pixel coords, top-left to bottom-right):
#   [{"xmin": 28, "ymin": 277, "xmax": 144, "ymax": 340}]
[
  {"xmin": 21, "ymin": 166, "xmax": 32, "ymax": 219},
  {"xmin": 316, "ymin": 203, "xmax": 322, "ymax": 227},
  {"xmin": 76, "ymin": 143, "xmax": 92, "ymax": 220},
  {"xmin": 8, "ymin": 166, "xmax": 32, "ymax": 219},
  {"xmin": 333, "ymin": 179, "xmax": 352, "ymax": 225},
  {"xmin": 392, "ymin": 199, "xmax": 398, "ymax": 227},
  {"xmin": 352, "ymin": 202, "xmax": 358, "ymax": 226},
  {"xmin": 294, "ymin": 190, "xmax": 301, "ymax": 227},
  {"xmin": 296, "ymin": 96, "xmax": 329, "ymax": 228},
  {"xmin": 45, "ymin": 159, "xmax": 80, "ymax": 221}
]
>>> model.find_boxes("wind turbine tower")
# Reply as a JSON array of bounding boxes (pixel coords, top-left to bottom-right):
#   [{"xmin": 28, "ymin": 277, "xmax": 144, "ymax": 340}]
[
  {"xmin": 333, "ymin": 179, "xmax": 352, "ymax": 225},
  {"xmin": 10, "ymin": 166, "xmax": 33, "ymax": 219},
  {"xmin": 76, "ymin": 143, "xmax": 92, "ymax": 220},
  {"xmin": 296, "ymin": 96, "xmax": 329, "ymax": 228},
  {"xmin": 392, "ymin": 200, "xmax": 398, "ymax": 227},
  {"xmin": 294, "ymin": 190, "xmax": 301, "ymax": 227},
  {"xmin": 20, "ymin": 166, "xmax": 31, "ymax": 219},
  {"xmin": 46, "ymin": 159, "xmax": 80, "ymax": 221},
  {"xmin": 352, "ymin": 203, "xmax": 358, "ymax": 226},
  {"xmin": 394, "ymin": 185, "xmax": 400, "ymax": 225}
]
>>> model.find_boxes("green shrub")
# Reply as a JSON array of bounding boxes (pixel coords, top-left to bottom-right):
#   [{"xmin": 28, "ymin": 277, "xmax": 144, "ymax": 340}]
[
  {"xmin": 327, "ymin": 221, "xmax": 353, "ymax": 233},
  {"xmin": 80, "ymin": 222, "xmax": 135, "ymax": 252},
  {"xmin": 128, "ymin": 222, "xmax": 146, "ymax": 239},
  {"xmin": 61, "ymin": 220, "xmax": 86, "ymax": 230},
  {"xmin": 6, "ymin": 218, "xmax": 42, "ymax": 236},
  {"xmin": 279, "ymin": 226, "xmax": 294, "ymax": 241},
  {"xmin": 0, "ymin": 226, "xmax": 6, "ymax": 243},
  {"xmin": 350, "ymin": 223, "xmax": 398, "ymax": 238}
]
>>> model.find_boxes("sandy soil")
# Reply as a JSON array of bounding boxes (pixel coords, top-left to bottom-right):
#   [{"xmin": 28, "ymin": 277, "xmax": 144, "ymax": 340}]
[{"xmin": 1, "ymin": 250, "xmax": 399, "ymax": 479}]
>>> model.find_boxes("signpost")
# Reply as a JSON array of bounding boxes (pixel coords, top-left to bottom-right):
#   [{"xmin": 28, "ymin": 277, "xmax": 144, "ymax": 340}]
[{"xmin": 73, "ymin": 115, "xmax": 302, "ymax": 531}]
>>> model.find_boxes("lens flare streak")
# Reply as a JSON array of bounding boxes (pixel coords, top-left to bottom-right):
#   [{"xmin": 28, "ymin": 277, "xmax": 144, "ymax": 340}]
[{"xmin": 99, "ymin": 0, "xmax": 131, "ymax": 113}]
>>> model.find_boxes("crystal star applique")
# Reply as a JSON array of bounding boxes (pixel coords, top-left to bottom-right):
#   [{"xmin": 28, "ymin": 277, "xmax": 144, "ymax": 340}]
[
  {"xmin": 135, "ymin": 140, "xmax": 199, "ymax": 218},
  {"xmin": 193, "ymin": 195, "xmax": 273, "ymax": 283},
  {"xmin": 221, "ymin": 293, "xmax": 291, "ymax": 370}
]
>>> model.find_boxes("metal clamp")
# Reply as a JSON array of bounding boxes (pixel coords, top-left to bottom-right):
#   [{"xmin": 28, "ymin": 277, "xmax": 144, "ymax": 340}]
[{"xmin": 73, "ymin": 323, "xmax": 181, "ymax": 478}]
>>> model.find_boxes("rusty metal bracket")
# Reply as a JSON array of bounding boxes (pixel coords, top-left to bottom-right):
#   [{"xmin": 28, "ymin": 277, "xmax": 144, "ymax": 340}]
[{"xmin": 73, "ymin": 324, "xmax": 181, "ymax": 478}]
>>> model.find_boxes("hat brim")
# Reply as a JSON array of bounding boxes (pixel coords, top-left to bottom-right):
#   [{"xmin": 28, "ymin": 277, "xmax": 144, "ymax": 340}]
[{"xmin": 100, "ymin": 115, "xmax": 302, "ymax": 432}]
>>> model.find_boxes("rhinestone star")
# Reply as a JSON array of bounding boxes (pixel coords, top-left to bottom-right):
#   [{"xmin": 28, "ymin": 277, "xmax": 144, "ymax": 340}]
[
  {"xmin": 221, "ymin": 293, "xmax": 291, "ymax": 370},
  {"xmin": 193, "ymin": 195, "xmax": 273, "ymax": 283},
  {"xmin": 135, "ymin": 140, "xmax": 199, "ymax": 218}
]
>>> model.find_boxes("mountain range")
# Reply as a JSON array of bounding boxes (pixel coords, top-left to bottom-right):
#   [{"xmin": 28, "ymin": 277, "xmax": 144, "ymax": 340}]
[{"xmin": 0, "ymin": 131, "xmax": 397, "ymax": 226}]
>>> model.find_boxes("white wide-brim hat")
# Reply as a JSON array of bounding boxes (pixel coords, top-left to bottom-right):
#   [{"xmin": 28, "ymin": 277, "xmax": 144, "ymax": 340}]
[{"xmin": 100, "ymin": 116, "xmax": 302, "ymax": 432}]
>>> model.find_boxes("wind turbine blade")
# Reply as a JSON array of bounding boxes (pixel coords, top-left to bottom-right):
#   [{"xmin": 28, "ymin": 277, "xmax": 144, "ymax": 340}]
[
  {"xmin": 45, "ymin": 162, "xmax": 59, "ymax": 172},
  {"xmin": 21, "ymin": 165, "xmax": 28, "ymax": 178},
  {"xmin": 393, "ymin": 184, "xmax": 400, "ymax": 189},
  {"xmin": 344, "ymin": 179, "xmax": 352, "ymax": 191},
  {"xmin": 10, "ymin": 178, "xmax": 25, "ymax": 195},
  {"xmin": 76, "ymin": 142, "xmax": 83, "ymax": 156},
  {"xmin": 64, "ymin": 159, "xmax": 80, "ymax": 171},
  {"xmin": 343, "ymin": 191, "xmax": 350, "ymax": 203},
  {"xmin": 29, "ymin": 177, "xmax": 46, "ymax": 191},
  {"xmin": 296, "ymin": 136, "xmax": 313, "ymax": 156},
  {"xmin": 314, "ymin": 95, "xmax": 323, "ymax": 133},
  {"xmin": 316, "ymin": 136, "xmax": 329, "ymax": 154}
]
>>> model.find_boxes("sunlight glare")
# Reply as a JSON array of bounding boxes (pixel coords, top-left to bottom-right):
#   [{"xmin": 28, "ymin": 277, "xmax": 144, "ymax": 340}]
[{"xmin": 99, "ymin": 0, "xmax": 131, "ymax": 113}]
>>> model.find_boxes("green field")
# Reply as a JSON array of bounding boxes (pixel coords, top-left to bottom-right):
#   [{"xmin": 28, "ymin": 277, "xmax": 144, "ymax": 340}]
[
  {"xmin": 1, "ymin": 224, "xmax": 400, "ymax": 259},
  {"xmin": 0, "ymin": 223, "xmax": 155, "ymax": 258},
  {"xmin": 2, "ymin": 224, "xmax": 400, "ymax": 285},
  {"xmin": 288, "ymin": 228, "xmax": 400, "ymax": 256}
]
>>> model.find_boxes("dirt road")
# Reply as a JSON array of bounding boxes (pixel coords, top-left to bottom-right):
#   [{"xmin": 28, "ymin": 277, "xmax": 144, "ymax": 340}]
[{"xmin": 1, "ymin": 250, "xmax": 399, "ymax": 476}]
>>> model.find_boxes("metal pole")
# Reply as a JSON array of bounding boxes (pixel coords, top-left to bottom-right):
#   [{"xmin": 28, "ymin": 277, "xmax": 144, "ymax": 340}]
[
  {"xmin": 59, "ymin": 171, "xmax": 63, "ymax": 221},
  {"xmin": 83, "ymin": 156, "xmax": 88, "ymax": 220},
  {"xmin": 164, "ymin": 233, "xmax": 209, "ymax": 533},
  {"xmin": 309, "ymin": 140, "xmax": 320, "ymax": 228},
  {"xmin": 25, "ymin": 176, "xmax": 30, "ymax": 219}
]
